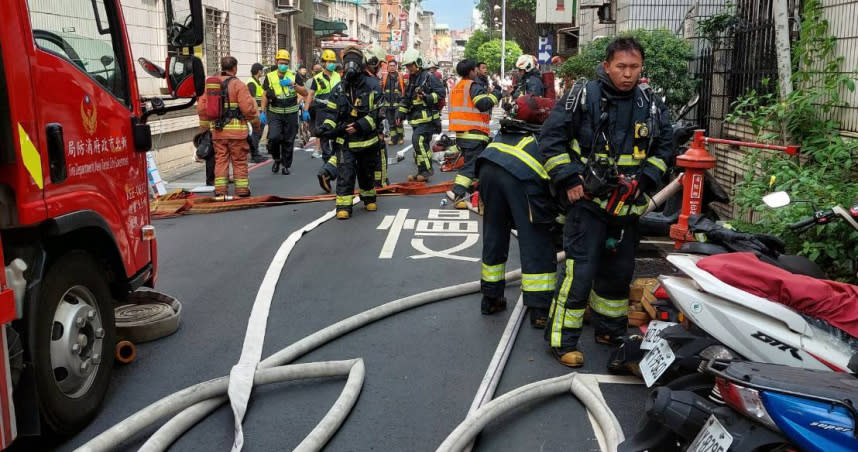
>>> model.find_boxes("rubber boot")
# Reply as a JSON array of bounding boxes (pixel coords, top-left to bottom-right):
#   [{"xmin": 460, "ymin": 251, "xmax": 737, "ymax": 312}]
[
  {"xmin": 365, "ymin": 202, "xmax": 377, "ymax": 211},
  {"xmin": 481, "ymin": 295, "xmax": 507, "ymax": 315},
  {"xmin": 529, "ymin": 308, "xmax": 549, "ymax": 329},
  {"xmin": 336, "ymin": 210, "xmax": 350, "ymax": 220}
]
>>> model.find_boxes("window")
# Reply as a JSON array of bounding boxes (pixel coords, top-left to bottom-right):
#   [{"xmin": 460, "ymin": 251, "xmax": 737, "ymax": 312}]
[
  {"xmin": 26, "ymin": 0, "xmax": 128, "ymax": 103},
  {"xmin": 260, "ymin": 19, "xmax": 277, "ymax": 66},
  {"xmin": 205, "ymin": 7, "xmax": 230, "ymax": 76}
]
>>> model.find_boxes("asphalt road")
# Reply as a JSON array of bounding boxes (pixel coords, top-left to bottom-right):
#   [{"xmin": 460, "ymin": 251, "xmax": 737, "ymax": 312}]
[{"xmin": 30, "ymin": 119, "xmax": 676, "ymax": 451}]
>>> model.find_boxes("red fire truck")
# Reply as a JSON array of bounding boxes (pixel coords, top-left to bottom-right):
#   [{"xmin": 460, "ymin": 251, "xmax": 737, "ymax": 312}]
[{"xmin": 0, "ymin": 0, "xmax": 204, "ymax": 442}]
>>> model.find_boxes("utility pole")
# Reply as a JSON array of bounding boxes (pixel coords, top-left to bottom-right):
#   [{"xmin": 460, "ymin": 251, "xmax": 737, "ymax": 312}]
[
  {"xmin": 500, "ymin": 0, "xmax": 506, "ymax": 80},
  {"xmin": 773, "ymin": 0, "xmax": 793, "ymax": 98}
]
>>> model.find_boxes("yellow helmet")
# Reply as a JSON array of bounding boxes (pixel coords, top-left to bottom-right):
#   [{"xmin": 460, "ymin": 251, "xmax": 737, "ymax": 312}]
[
  {"xmin": 321, "ymin": 49, "xmax": 337, "ymax": 62},
  {"xmin": 275, "ymin": 49, "xmax": 290, "ymax": 61}
]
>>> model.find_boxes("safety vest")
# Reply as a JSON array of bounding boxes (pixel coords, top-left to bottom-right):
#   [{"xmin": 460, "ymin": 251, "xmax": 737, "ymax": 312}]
[
  {"xmin": 449, "ymin": 79, "xmax": 490, "ymax": 134},
  {"xmin": 266, "ymin": 70, "xmax": 298, "ymax": 114},
  {"xmin": 312, "ymin": 72, "xmax": 334, "ymax": 99},
  {"xmin": 246, "ymin": 77, "xmax": 263, "ymax": 106}
]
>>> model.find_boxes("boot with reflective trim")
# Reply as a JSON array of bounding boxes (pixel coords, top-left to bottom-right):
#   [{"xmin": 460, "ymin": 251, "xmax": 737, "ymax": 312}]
[
  {"xmin": 336, "ymin": 210, "xmax": 351, "ymax": 220},
  {"xmin": 551, "ymin": 348, "xmax": 584, "ymax": 368},
  {"xmin": 365, "ymin": 202, "xmax": 377, "ymax": 211},
  {"xmin": 480, "ymin": 295, "xmax": 507, "ymax": 315}
]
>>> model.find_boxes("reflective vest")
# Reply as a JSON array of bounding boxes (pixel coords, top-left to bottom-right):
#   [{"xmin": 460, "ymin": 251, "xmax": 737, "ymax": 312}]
[
  {"xmin": 312, "ymin": 72, "xmax": 334, "ymax": 100},
  {"xmin": 246, "ymin": 77, "xmax": 263, "ymax": 106},
  {"xmin": 266, "ymin": 70, "xmax": 298, "ymax": 114},
  {"xmin": 449, "ymin": 79, "xmax": 490, "ymax": 134}
]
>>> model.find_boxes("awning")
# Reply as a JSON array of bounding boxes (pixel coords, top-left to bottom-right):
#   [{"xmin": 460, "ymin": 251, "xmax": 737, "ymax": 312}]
[{"xmin": 314, "ymin": 18, "xmax": 347, "ymax": 36}]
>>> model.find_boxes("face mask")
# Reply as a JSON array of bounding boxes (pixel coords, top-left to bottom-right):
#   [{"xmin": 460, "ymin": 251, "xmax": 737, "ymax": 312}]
[
  {"xmin": 326, "ymin": 62, "xmax": 337, "ymax": 72},
  {"xmin": 278, "ymin": 63, "xmax": 288, "ymax": 72},
  {"xmin": 343, "ymin": 60, "xmax": 361, "ymax": 81}
]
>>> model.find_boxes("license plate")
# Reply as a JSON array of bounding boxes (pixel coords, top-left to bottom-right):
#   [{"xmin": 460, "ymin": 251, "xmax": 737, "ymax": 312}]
[
  {"xmin": 688, "ymin": 415, "xmax": 733, "ymax": 452},
  {"xmin": 640, "ymin": 320, "xmax": 679, "ymax": 350},
  {"xmin": 640, "ymin": 338, "xmax": 676, "ymax": 387}
]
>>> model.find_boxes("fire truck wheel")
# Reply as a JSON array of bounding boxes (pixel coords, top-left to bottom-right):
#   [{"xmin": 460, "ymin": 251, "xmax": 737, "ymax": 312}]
[{"xmin": 32, "ymin": 251, "xmax": 116, "ymax": 435}]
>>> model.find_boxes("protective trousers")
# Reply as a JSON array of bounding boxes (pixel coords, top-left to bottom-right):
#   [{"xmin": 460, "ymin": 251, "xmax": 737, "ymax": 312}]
[
  {"xmin": 547, "ymin": 201, "xmax": 638, "ymax": 353},
  {"xmin": 268, "ymin": 111, "xmax": 297, "ymax": 169},
  {"xmin": 375, "ymin": 142, "xmax": 388, "ymax": 188},
  {"xmin": 412, "ymin": 124, "xmax": 435, "ymax": 176},
  {"xmin": 479, "ymin": 161, "xmax": 556, "ymax": 311},
  {"xmin": 213, "ymin": 138, "xmax": 250, "ymax": 196},
  {"xmin": 452, "ymin": 138, "xmax": 488, "ymax": 197},
  {"xmin": 335, "ymin": 146, "xmax": 380, "ymax": 213},
  {"xmin": 386, "ymin": 108, "xmax": 403, "ymax": 143}
]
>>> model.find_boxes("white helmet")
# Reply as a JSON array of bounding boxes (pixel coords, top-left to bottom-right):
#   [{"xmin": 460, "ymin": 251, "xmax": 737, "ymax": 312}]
[
  {"xmin": 515, "ymin": 54, "xmax": 536, "ymax": 72},
  {"xmin": 401, "ymin": 49, "xmax": 422, "ymax": 67}
]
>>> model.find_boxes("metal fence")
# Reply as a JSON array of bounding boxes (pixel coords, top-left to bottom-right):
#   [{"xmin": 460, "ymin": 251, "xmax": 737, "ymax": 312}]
[
  {"xmin": 726, "ymin": 0, "xmax": 781, "ymax": 103},
  {"xmin": 204, "ymin": 7, "xmax": 230, "ymax": 76}
]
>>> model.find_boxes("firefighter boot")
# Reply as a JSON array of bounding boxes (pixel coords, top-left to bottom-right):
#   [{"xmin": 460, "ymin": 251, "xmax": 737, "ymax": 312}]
[
  {"xmin": 365, "ymin": 202, "xmax": 378, "ymax": 211},
  {"xmin": 595, "ymin": 334, "xmax": 625, "ymax": 346},
  {"xmin": 529, "ymin": 308, "xmax": 549, "ymax": 329},
  {"xmin": 446, "ymin": 190, "xmax": 468, "ymax": 210},
  {"xmin": 336, "ymin": 210, "xmax": 351, "ymax": 220},
  {"xmin": 480, "ymin": 295, "xmax": 507, "ymax": 315},
  {"xmin": 551, "ymin": 348, "xmax": 584, "ymax": 368}
]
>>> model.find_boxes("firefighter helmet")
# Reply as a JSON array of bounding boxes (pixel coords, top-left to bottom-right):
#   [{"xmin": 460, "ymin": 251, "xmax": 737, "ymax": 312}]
[
  {"xmin": 515, "ymin": 54, "xmax": 536, "ymax": 72},
  {"xmin": 341, "ymin": 45, "xmax": 366, "ymax": 64},
  {"xmin": 275, "ymin": 49, "xmax": 290, "ymax": 61},
  {"xmin": 321, "ymin": 49, "xmax": 337, "ymax": 62},
  {"xmin": 364, "ymin": 45, "xmax": 386, "ymax": 67},
  {"xmin": 401, "ymin": 49, "xmax": 422, "ymax": 67}
]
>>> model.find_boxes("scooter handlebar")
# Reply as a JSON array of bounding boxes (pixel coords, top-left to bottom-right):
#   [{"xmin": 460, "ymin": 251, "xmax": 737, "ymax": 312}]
[{"xmin": 788, "ymin": 216, "xmax": 818, "ymax": 230}]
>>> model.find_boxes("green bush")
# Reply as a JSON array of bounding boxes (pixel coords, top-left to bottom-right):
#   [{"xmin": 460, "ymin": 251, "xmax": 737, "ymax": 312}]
[
  {"xmin": 464, "ymin": 30, "xmax": 491, "ymax": 62},
  {"xmin": 559, "ymin": 28, "xmax": 696, "ymax": 112},
  {"xmin": 476, "ymin": 39, "xmax": 522, "ymax": 74},
  {"xmin": 726, "ymin": 0, "xmax": 858, "ymax": 282}
]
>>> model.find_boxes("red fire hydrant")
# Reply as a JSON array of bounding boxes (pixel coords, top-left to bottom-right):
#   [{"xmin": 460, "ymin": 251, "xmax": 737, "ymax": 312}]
[{"xmin": 670, "ymin": 130, "xmax": 716, "ymax": 248}]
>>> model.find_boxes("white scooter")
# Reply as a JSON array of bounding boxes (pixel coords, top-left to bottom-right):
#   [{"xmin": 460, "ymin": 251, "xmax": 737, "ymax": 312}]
[{"xmin": 638, "ymin": 192, "xmax": 858, "ymax": 385}]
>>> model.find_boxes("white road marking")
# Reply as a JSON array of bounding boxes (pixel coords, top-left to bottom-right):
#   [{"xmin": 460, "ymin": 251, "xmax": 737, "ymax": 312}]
[
  {"xmin": 379, "ymin": 209, "xmax": 409, "ymax": 259},
  {"xmin": 409, "ymin": 235, "xmax": 480, "ymax": 261}
]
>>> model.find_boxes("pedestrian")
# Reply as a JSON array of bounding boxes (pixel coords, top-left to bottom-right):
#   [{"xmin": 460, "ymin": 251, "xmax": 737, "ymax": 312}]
[
  {"xmin": 196, "ymin": 56, "xmax": 260, "ymax": 197},
  {"xmin": 306, "ymin": 49, "xmax": 342, "ymax": 192},
  {"xmin": 513, "ymin": 55, "xmax": 544, "ymax": 98},
  {"xmin": 538, "ymin": 36, "xmax": 673, "ymax": 367},
  {"xmin": 245, "ymin": 62, "xmax": 268, "ymax": 164},
  {"xmin": 260, "ymin": 49, "xmax": 308, "ymax": 175},
  {"xmin": 396, "ymin": 49, "xmax": 445, "ymax": 182},
  {"xmin": 446, "ymin": 59, "xmax": 501, "ymax": 208},
  {"xmin": 478, "ymin": 114, "xmax": 559, "ymax": 326},
  {"xmin": 475, "ymin": 61, "xmax": 490, "ymax": 88},
  {"xmin": 381, "ymin": 60, "xmax": 406, "ymax": 146},
  {"xmin": 317, "ymin": 46, "xmax": 384, "ymax": 220}
]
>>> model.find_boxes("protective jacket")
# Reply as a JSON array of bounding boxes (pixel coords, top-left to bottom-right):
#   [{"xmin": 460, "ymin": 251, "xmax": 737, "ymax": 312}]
[
  {"xmin": 396, "ymin": 68, "xmax": 446, "ymax": 127},
  {"xmin": 513, "ymin": 70, "xmax": 545, "ymax": 98},
  {"xmin": 197, "ymin": 75, "xmax": 259, "ymax": 140},
  {"xmin": 382, "ymin": 71, "xmax": 405, "ymax": 107},
  {"xmin": 246, "ymin": 77, "xmax": 263, "ymax": 107},
  {"xmin": 318, "ymin": 73, "xmax": 384, "ymax": 151},
  {"xmin": 263, "ymin": 69, "xmax": 299, "ymax": 114}
]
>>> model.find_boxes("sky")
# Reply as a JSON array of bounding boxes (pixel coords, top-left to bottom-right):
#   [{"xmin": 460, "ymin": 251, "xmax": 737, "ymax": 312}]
[{"xmin": 422, "ymin": 0, "xmax": 476, "ymax": 30}]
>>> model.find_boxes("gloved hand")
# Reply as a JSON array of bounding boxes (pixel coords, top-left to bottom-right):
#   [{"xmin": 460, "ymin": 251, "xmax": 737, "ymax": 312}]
[
  {"xmin": 259, "ymin": 112, "xmax": 267, "ymax": 125},
  {"xmin": 279, "ymin": 78, "xmax": 292, "ymax": 87},
  {"xmin": 302, "ymin": 110, "xmax": 310, "ymax": 122}
]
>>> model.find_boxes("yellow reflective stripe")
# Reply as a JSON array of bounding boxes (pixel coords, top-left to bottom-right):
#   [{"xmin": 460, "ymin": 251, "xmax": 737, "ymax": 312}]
[
  {"xmin": 589, "ymin": 290, "xmax": 629, "ymax": 318},
  {"xmin": 199, "ymin": 120, "xmax": 211, "ymax": 128},
  {"xmin": 431, "ymin": 92, "xmax": 439, "ymax": 103},
  {"xmin": 410, "ymin": 117, "xmax": 433, "ymax": 125},
  {"xmin": 647, "ymin": 156, "xmax": 667, "ymax": 172},
  {"xmin": 359, "ymin": 189, "xmax": 376, "ymax": 197},
  {"xmin": 269, "ymin": 105, "xmax": 298, "ymax": 114},
  {"xmin": 481, "ymin": 262, "xmax": 505, "ymax": 282},
  {"xmin": 328, "ymin": 155, "xmax": 338, "ymax": 165},
  {"xmin": 336, "ymin": 195, "xmax": 353, "ymax": 206},
  {"xmin": 617, "ymin": 155, "xmax": 641, "ymax": 166},
  {"xmin": 324, "ymin": 119, "xmax": 337, "ymax": 128},
  {"xmin": 521, "ymin": 272, "xmax": 557, "ymax": 292},
  {"xmin": 455, "ymin": 132, "xmax": 490, "ymax": 142},
  {"xmin": 326, "ymin": 101, "xmax": 338, "ymax": 109},
  {"xmin": 214, "ymin": 177, "xmax": 229, "ymax": 185},
  {"xmin": 472, "ymin": 94, "xmax": 490, "ymax": 104},
  {"xmin": 491, "ymin": 138, "xmax": 548, "ymax": 180},
  {"xmin": 550, "ymin": 259, "xmax": 575, "ymax": 347},
  {"xmin": 234, "ymin": 178, "xmax": 249, "ymax": 188},
  {"xmin": 205, "ymin": 83, "xmax": 220, "ymax": 89},
  {"xmin": 18, "ymin": 124, "xmax": 43, "ymax": 188},
  {"xmin": 544, "ymin": 154, "xmax": 572, "ymax": 172},
  {"xmin": 348, "ymin": 136, "xmax": 380, "ymax": 148},
  {"xmin": 454, "ymin": 174, "xmax": 473, "ymax": 187},
  {"xmin": 226, "ymin": 102, "xmax": 239, "ymax": 107},
  {"xmin": 571, "ymin": 139, "xmax": 581, "ymax": 155},
  {"xmin": 365, "ymin": 116, "xmax": 376, "ymax": 129},
  {"xmin": 335, "ymin": 137, "xmax": 345, "ymax": 145},
  {"xmin": 398, "ymin": 106, "xmax": 409, "ymax": 113}
]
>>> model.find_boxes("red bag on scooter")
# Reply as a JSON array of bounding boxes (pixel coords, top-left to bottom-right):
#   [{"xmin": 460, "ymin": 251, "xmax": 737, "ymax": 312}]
[{"xmin": 513, "ymin": 94, "xmax": 555, "ymax": 125}]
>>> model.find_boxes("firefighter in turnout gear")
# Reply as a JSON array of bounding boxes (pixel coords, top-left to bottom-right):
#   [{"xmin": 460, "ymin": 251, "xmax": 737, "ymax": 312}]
[
  {"xmin": 261, "ymin": 49, "xmax": 308, "ymax": 175},
  {"xmin": 396, "ymin": 49, "xmax": 445, "ymax": 182},
  {"xmin": 512, "ymin": 55, "xmax": 545, "ymax": 98},
  {"xmin": 364, "ymin": 46, "xmax": 390, "ymax": 188},
  {"xmin": 447, "ymin": 59, "xmax": 501, "ymax": 209},
  {"xmin": 246, "ymin": 62, "xmax": 267, "ymax": 164},
  {"xmin": 538, "ymin": 37, "xmax": 673, "ymax": 368},
  {"xmin": 477, "ymin": 116, "xmax": 559, "ymax": 326},
  {"xmin": 382, "ymin": 59, "xmax": 405, "ymax": 145},
  {"xmin": 317, "ymin": 46, "xmax": 383, "ymax": 220},
  {"xmin": 309, "ymin": 49, "xmax": 342, "ymax": 193},
  {"xmin": 196, "ymin": 56, "xmax": 260, "ymax": 197}
]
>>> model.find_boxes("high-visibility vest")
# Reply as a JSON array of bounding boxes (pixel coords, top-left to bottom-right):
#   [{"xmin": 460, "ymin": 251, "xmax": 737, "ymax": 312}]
[
  {"xmin": 312, "ymin": 72, "xmax": 333, "ymax": 98},
  {"xmin": 266, "ymin": 70, "xmax": 299, "ymax": 114},
  {"xmin": 246, "ymin": 77, "xmax": 263, "ymax": 106},
  {"xmin": 449, "ymin": 79, "xmax": 490, "ymax": 134}
]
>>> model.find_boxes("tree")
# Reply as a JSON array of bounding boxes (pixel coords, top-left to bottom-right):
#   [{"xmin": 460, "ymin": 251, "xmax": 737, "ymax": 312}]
[
  {"xmin": 560, "ymin": 28, "xmax": 696, "ymax": 112},
  {"xmin": 476, "ymin": 39, "xmax": 522, "ymax": 74},
  {"xmin": 464, "ymin": 30, "xmax": 491, "ymax": 61},
  {"xmin": 476, "ymin": 0, "xmax": 539, "ymax": 55}
]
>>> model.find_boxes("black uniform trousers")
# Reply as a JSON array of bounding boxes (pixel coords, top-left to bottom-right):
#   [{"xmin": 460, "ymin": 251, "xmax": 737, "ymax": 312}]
[
  {"xmin": 375, "ymin": 142, "xmax": 388, "ymax": 188},
  {"xmin": 479, "ymin": 161, "xmax": 556, "ymax": 311},
  {"xmin": 336, "ymin": 145, "xmax": 380, "ymax": 212},
  {"xmin": 386, "ymin": 108, "xmax": 403, "ymax": 143},
  {"xmin": 547, "ymin": 200, "xmax": 639, "ymax": 353},
  {"xmin": 452, "ymin": 138, "xmax": 489, "ymax": 197},
  {"xmin": 268, "ymin": 111, "xmax": 297, "ymax": 169},
  {"xmin": 412, "ymin": 123, "xmax": 437, "ymax": 176}
]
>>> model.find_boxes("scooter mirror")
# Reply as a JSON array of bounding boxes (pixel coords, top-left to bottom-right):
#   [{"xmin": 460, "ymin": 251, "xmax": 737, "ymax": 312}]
[{"xmin": 763, "ymin": 191, "xmax": 791, "ymax": 208}]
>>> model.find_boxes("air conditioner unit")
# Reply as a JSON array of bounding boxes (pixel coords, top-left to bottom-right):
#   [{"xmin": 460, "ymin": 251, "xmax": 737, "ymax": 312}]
[
  {"xmin": 579, "ymin": 0, "xmax": 609, "ymax": 8},
  {"xmin": 276, "ymin": 0, "xmax": 297, "ymax": 10}
]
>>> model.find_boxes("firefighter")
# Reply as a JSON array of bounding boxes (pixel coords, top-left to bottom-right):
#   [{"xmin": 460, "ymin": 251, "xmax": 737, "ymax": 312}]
[
  {"xmin": 512, "ymin": 55, "xmax": 545, "ymax": 98},
  {"xmin": 477, "ymin": 115, "xmax": 559, "ymax": 327},
  {"xmin": 446, "ymin": 59, "xmax": 501, "ymax": 209},
  {"xmin": 246, "ymin": 62, "xmax": 268, "ymax": 164},
  {"xmin": 396, "ymin": 49, "xmax": 446, "ymax": 182},
  {"xmin": 364, "ymin": 46, "xmax": 390, "ymax": 188},
  {"xmin": 308, "ymin": 49, "xmax": 342, "ymax": 193},
  {"xmin": 538, "ymin": 37, "xmax": 673, "ymax": 368},
  {"xmin": 260, "ymin": 49, "xmax": 308, "ymax": 175},
  {"xmin": 317, "ymin": 46, "xmax": 384, "ymax": 220},
  {"xmin": 196, "ymin": 56, "xmax": 260, "ymax": 197},
  {"xmin": 382, "ymin": 59, "xmax": 405, "ymax": 146}
]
